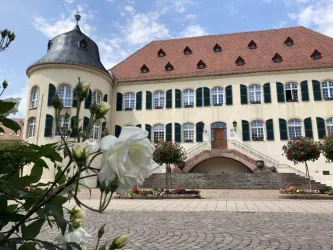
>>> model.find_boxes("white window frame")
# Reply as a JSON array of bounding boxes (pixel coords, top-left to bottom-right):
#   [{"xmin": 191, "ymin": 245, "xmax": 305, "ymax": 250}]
[
  {"xmin": 248, "ymin": 85, "xmax": 261, "ymax": 103},
  {"xmin": 251, "ymin": 120, "xmax": 264, "ymax": 141},
  {"xmin": 322, "ymin": 80, "xmax": 333, "ymax": 100},
  {"xmin": 154, "ymin": 91, "xmax": 164, "ymax": 109},
  {"xmin": 124, "ymin": 92, "xmax": 135, "ymax": 110},
  {"xmin": 288, "ymin": 119, "xmax": 302, "ymax": 139},
  {"xmin": 55, "ymin": 115, "xmax": 70, "ymax": 137},
  {"xmin": 183, "ymin": 89, "xmax": 194, "ymax": 107},
  {"xmin": 285, "ymin": 82, "xmax": 298, "ymax": 102},
  {"xmin": 91, "ymin": 121, "xmax": 100, "ymax": 140},
  {"xmin": 183, "ymin": 123, "xmax": 194, "ymax": 142},
  {"xmin": 212, "ymin": 87, "xmax": 223, "ymax": 105},
  {"xmin": 28, "ymin": 117, "xmax": 36, "ymax": 138},
  {"xmin": 153, "ymin": 124, "xmax": 164, "ymax": 143},
  {"xmin": 58, "ymin": 85, "xmax": 72, "ymax": 108},
  {"xmin": 93, "ymin": 91, "xmax": 102, "ymax": 104},
  {"xmin": 327, "ymin": 118, "xmax": 333, "ymax": 135},
  {"xmin": 31, "ymin": 87, "xmax": 39, "ymax": 109}
]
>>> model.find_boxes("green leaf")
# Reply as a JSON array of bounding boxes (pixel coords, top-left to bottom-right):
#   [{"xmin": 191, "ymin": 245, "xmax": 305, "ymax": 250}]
[
  {"xmin": 18, "ymin": 242, "xmax": 36, "ymax": 250},
  {"xmin": 0, "ymin": 213, "xmax": 25, "ymax": 222},
  {"xmin": 66, "ymin": 243, "xmax": 82, "ymax": 250},
  {"xmin": 46, "ymin": 204, "xmax": 67, "ymax": 234},
  {"xmin": 0, "ymin": 196, "xmax": 7, "ymax": 212},
  {"xmin": 99, "ymin": 244, "xmax": 106, "ymax": 250},
  {"xmin": 30, "ymin": 163, "xmax": 44, "ymax": 183},
  {"xmin": 0, "ymin": 117, "xmax": 21, "ymax": 133},
  {"xmin": 21, "ymin": 219, "xmax": 44, "ymax": 239},
  {"xmin": 55, "ymin": 167, "xmax": 66, "ymax": 185},
  {"xmin": 6, "ymin": 204, "xmax": 18, "ymax": 213},
  {"xmin": 0, "ymin": 127, "xmax": 4, "ymax": 133},
  {"xmin": 0, "ymin": 101, "xmax": 16, "ymax": 114}
]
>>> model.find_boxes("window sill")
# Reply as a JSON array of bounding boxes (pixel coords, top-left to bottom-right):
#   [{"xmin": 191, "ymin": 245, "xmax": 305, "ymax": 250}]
[
  {"xmin": 184, "ymin": 105, "xmax": 194, "ymax": 108},
  {"xmin": 252, "ymin": 138, "xmax": 264, "ymax": 142},
  {"xmin": 29, "ymin": 107, "xmax": 37, "ymax": 110},
  {"xmin": 124, "ymin": 108, "xmax": 134, "ymax": 111},
  {"xmin": 213, "ymin": 104, "xmax": 223, "ymax": 106},
  {"xmin": 250, "ymin": 102, "xmax": 261, "ymax": 104},
  {"xmin": 324, "ymin": 98, "xmax": 333, "ymax": 101},
  {"xmin": 287, "ymin": 100, "xmax": 298, "ymax": 102},
  {"xmin": 154, "ymin": 106, "xmax": 164, "ymax": 109},
  {"xmin": 184, "ymin": 140, "xmax": 194, "ymax": 143}
]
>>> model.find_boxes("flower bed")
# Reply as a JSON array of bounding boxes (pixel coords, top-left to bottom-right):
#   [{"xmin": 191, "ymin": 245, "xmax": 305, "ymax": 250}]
[
  {"xmin": 279, "ymin": 185, "xmax": 333, "ymax": 199},
  {"xmin": 114, "ymin": 186, "xmax": 201, "ymax": 199}
]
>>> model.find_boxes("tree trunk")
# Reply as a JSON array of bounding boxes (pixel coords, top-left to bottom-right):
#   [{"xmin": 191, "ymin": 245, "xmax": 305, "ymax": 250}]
[
  {"xmin": 305, "ymin": 162, "xmax": 312, "ymax": 191},
  {"xmin": 165, "ymin": 164, "xmax": 170, "ymax": 192}
]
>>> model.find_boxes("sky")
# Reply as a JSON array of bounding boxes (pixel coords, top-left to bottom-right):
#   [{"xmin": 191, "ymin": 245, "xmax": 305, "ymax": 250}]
[{"xmin": 1, "ymin": 0, "xmax": 333, "ymax": 118}]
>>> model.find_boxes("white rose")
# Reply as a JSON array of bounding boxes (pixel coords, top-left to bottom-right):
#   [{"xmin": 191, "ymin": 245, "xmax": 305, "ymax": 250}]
[
  {"xmin": 96, "ymin": 102, "xmax": 111, "ymax": 118},
  {"xmin": 97, "ymin": 126, "xmax": 155, "ymax": 194},
  {"xmin": 71, "ymin": 140, "xmax": 100, "ymax": 165},
  {"xmin": 55, "ymin": 227, "xmax": 91, "ymax": 249}
]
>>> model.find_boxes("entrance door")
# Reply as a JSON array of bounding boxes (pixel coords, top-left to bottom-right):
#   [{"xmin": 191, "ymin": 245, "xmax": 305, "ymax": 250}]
[{"xmin": 213, "ymin": 128, "xmax": 227, "ymax": 149}]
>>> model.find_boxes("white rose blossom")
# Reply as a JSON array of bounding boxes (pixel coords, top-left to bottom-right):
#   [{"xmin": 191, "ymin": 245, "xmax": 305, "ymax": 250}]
[
  {"xmin": 98, "ymin": 126, "xmax": 155, "ymax": 194},
  {"xmin": 55, "ymin": 227, "xmax": 91, "ymax": 250},
  {"xmin": 71, "ymin": 140, "xmax": 100, "ymax": 165}
]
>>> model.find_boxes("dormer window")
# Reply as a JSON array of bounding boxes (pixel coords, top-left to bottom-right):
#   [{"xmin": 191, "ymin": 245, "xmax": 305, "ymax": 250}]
[
  {"xmin": 197, "ymin": 60, "xmax": 206, "ymax": 69},
  {"xmin": 184, "ymin": 46, "xmax": 192, "ymax": 55},
  {"xmin": 165, "ymin": 62, "xmax": 174, "ymax": 71},
  {"xmin": 235, "ymin": 56, "xmax": 245, "ymax": 66},
  {"xmin": 141, "ymin": 64, "xmax": 149, "ymax": 73},
  {"xmin": 311, "ymin": 49, "xmax": 322, "ymax": 60},
  {"xmin": 158, "ymin": 49, "xmax": 166, "ymax": 57},
  {"xmin": 284, "ymin": 37, "xmax": 294, "ymax": 46},
  {"xmin": 47, "ymin": 40, "xmax": 52, "ymax": 51},
  {"xmin": 272, "ymin": 53, "xmax": 282, "ymax": 63},
  {"xmin": 248, "ymin": 40, "xmax": 257, "ymax": 49},
  {"xmin": 78, "ymin": 38, "xmax": 87, "ymax": 49},
  {"xmin": 213, "ymin": 43, "xmax": 222, "ymax": 52}
]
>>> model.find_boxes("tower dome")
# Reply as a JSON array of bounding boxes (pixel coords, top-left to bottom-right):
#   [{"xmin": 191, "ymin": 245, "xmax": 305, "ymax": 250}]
[{"xmin": 27, "ymin": 13, "xmax": 108, "ymax": 75}]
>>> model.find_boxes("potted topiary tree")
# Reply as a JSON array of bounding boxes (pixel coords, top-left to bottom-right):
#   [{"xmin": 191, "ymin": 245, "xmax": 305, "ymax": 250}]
[
  {"xmin": 321, "ymin": 134, "xmax": 333, "ymax": 163},
  {"xmin": 153, "ymin": 141, "xmax": 186, "ymax": 192},
  {"xmin": 282, "ymin": 137, "xmax": 321, "ymax": 190}
]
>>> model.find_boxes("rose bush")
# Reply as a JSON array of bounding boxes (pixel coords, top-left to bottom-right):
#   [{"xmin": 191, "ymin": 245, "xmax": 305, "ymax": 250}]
[{"xmin": 321, "ymin": 134, "xmax": 333, "ymax": 163}]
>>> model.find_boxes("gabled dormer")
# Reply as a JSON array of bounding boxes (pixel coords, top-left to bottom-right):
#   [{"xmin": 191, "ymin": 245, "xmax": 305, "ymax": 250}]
[
  {"xmin": 165, "ymin": 62, "xmax": 174, "ymax": 71},
  {"xmin": 235, "ymin": 56, "xmax": 245, "ymax": 66},
  {"xmin": 213, "ymin": 43, "xmax": 222, "ymax": 52},
  {"xmin": 248, "ymin": 40, "xmax": 257, "ymax": 49},
  {"xmin": 141, "ymin": 64, "xmax": 149, "ymax": 73},
  {"xmin": 184, "ymin": 46, "xmax": 192, "ymax": 55},
  {"xmin": 311, "ymin": 49, "xmax": 322, "ymax": 60},
  {"xmin": 158, "ymin": 49, "xmax": 166, "ymax": 57},
  {"xmin": 272, "ymin": 53, "xmax": 282, "ymax": 63},
  {"xmin": 197, "ymin": 60, "xmax": 206, "ymax": 69},
  {"xmin": 284, "ymin": 37, "xmax": 294, "ymax": 46}
]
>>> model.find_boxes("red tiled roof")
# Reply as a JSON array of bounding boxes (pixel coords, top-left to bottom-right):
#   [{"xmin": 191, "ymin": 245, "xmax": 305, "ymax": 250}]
[
  {"xmin": 110, "ymin": 26, "xmax": 333, "ymax": 82},
  {"xmin": 0, "ymin": 118, "xmax": 24, "ymax": 141}
]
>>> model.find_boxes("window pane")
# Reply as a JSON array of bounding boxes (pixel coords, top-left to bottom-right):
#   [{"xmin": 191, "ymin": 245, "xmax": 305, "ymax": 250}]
[{"xmin": 288, "ymin": 119, "xmax": 302, "ymax": 138}]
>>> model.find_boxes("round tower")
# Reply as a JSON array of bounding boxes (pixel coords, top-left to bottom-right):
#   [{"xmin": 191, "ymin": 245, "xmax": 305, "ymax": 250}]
[{"xmin": 24, "ymin": 14, "xmax": 113, "ymax": 185}]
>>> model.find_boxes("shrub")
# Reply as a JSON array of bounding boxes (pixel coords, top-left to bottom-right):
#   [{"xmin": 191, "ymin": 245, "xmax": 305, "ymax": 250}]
[{"xmin": 321, "ymin": 134, "xmax": 333, "ymax": 163}]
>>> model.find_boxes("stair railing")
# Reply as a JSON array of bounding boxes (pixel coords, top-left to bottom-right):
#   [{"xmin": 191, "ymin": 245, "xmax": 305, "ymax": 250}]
[
  {"xmin": 186, "ymin": 142, "xmax": 211, "ymax": 160},
  {"xmin": 278, "ymin": 164, "xmax": 313, "ymax": 179}
]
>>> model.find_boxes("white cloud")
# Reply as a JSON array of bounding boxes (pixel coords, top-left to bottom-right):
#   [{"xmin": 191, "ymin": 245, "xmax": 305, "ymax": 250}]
[
  {"xmin": 64, "ymin": 0, "xmax": 75, "ymax": 4},
  {"xmin": 125, "ymin": 5, "xmax": 135, "ymax": 14},
  {"xmin": 288, "ymin": 0, "xmax": 333, "ymax": 37},
  {"xmin": 155, "ymin": 0, "xmax": 195, "ymax": 14},
  {"xmin": 226, "ymin": 1, "xmax": 238, "ymax": 16},
  {"xmin": 184, "ymin": 14, "xmax": 196, "ymax": 21},
  {"xmin": 181, "ymin": 24, "xmax": 207, "ymax": 37}
]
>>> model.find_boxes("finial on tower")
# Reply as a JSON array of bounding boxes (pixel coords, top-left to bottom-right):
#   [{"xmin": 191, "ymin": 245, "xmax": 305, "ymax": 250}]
[{"xmin": 75, "ymin": 11, "xmax": 81, "ymax": 25}]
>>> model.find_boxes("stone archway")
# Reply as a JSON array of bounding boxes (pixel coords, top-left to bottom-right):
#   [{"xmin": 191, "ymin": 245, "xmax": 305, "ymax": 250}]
[{"xmin": 184, "ymin": 150, "xmax": 259, "ymax": 173}]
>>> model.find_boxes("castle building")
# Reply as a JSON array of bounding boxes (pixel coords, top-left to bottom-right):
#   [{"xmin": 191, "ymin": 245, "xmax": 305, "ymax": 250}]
[{"xmin": 24, "ymin": 15, "xmax": 333, "ymax": 187}]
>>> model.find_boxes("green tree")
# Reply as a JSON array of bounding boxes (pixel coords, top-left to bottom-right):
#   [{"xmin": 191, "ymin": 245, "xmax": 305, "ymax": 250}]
[{"xmin": 321, "ymin": 134, "xmax": 333, "ymax": 163}]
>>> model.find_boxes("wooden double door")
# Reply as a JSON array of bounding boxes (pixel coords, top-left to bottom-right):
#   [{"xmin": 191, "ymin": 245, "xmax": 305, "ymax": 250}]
[{"xmin": 212, "ymin": 128, "xmax": 227, "ymax": 149}]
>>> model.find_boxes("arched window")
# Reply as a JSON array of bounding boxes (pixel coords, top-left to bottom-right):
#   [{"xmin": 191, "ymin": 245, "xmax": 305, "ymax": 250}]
[
  {"xmin": 183, "ymin": 89, "xmax": 194, "ymax": 107},
  {"xmin": 285, "ymin": 82, "xmax": 298, "ymax": 102},
  {"xmin": 322, "ymin": 80, "xmax": 333, "ymax": 100},
  {"xmin": 124, "ymin": 92, "xmax": 135, "ymax": 110},
  {"xmin": 55, "ymin": 115, "xmax": 70, "ymax": 136},
  {"xmin": 251, "ymin": 120, "xmax": 264, "ymax": 141},
  {"xmin": 93, "ymin": 91, "xmax": 102, "ymax": 104},
  {"xmin": 327, "ymin": 118, "xmax": 333, "ymax": 135},
  {"xmin": 31, "ymin": 87, "xmax": 39, "ymax": 109},
  {"xmin": 212, "ymin": 87, "xmax": 223, "ymax": 105},
  {"xmin": 288, "ymin": 119, "xmax": 302, "ymax": 139},
  {"xmin": 27, "ymin": 117, "xmax": 36, "ymax": 138},
  {"xmin": 183, "ymin": 123, "xmax": 194, "ymax": 142},
  {"xmin": 91, "ymin": 121, "xmax": 100, "ymax": 140},
  {"xmin": 154, "ymin": 91, "xmax": 164, "ymax": 108},
  {"xmin": 58, "ymin": 85, "xmax": 72, "ymax": 107},
  {"xmin": 153, "ymin": 124, "xmax": 164, "ymax": 143},
  {"xmin": 78, "ymin": 38, "xmax": 87, "ymax": 49},
  {"xmin": 249, "ymin": 85, "xmax": 261, "ymax": 103}
]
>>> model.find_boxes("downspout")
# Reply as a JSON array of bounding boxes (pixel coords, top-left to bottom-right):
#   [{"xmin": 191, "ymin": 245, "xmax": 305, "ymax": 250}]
[{"xmin": 36, "ymin": 94, "xmax": 43, "ymax": 146}]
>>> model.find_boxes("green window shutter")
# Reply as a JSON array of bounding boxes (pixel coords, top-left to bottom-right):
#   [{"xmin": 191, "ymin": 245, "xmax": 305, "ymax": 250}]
[
  {"xmin": 240, "ymin": 84, "xmax": 248, "ymax": 104},
  {"xmin": 136, "ymin": 91, "xmax": 142, "ymax": 110},
  {"xmin": 174, "ymin": 123, "xmax": 181, "ymax": 142},
  {"xmin": 203, "ymin": 87, "xmax": 210, "ymax": 106},
  {"xmin": 116, "ymin": 93, "xmax": 123, "ymax": 111},
  {"xmin": 72, "ymin": 89, "xmax": 77, "ymax": 107},
  {"xmin": 145, "ymin": 124, "xmax": 151, "ymax": 141},
  {"xmin": 266, "ymin": 119, "xmax": 274, "ymax": 141},
  {"xmin": 279, "ymin": 118, "xmax": 288, "ymax": 140},
  {"xmin": 300, "ymin": 80, "xmax": 309, "ymax": 101},
  {"xmin": 83, "ymin": 116, "xmax": 89, "ymax": 131},
  {"xmin": 70, "ymin": 116, "xmax": 77, "ymax": 138},
  {"xmin": 102, "ymin": 122, "xmax": 107, "ymax": 132},
  {"xmin": 115, "ymin": 125, "xmax": 122, "ymax": 138},
  {"xmin": 44, "ymin": 114, "xmax": 53, "ymax": 137},
  {"xmin": 312, "ymin": 80, "xmax": 322, "ymax": 101},
  {"xmin": 47, "ymin": 83, "xmax": 56, "ymax": 106},
  {"xmin": 136, "ymin": 124, "xmax": 141, "ymax": 128},
  {"xmin": 146, "ymin": 91, "xmax": 152, "ymax": 110},
  {"xmin": 241, "ymin": 120, "xmax": 250, "ymax": 141},
  {"xmin": 263, "ymin": 82, "xmax": 271, "ymax": 103},
  {"xmin": 166, "ymin": 89, "xmax": 172, "ymax": 109},
  {"xmin": 196, "ymin": 88, "xmax": 203, "ymax": 107},
  {"xmin": 304, "ymin": 117, "xmax": 313, "ymax": 138},
  {"xmin": 226, "ymin": 85, "xmax": 233, "ymax": 105},
  {"xmin": 196, "ymin": 122, "xmax": 203, "ymax": 142},
  {"xmin": 84, "ymin": 89, "xmax": 92, "ymax": 109},
  {"xmin": 103, "ymin": 94, "xmax": 108, "ymax": 102},
  {"xmin": 175, "ymin": 89, "xmax": 182, "ymax": 108},
  {"xmin": 276, "ymin": 82, "xmax": 285, "ymax": 103},
  {"xmin": 166, "ymin": 123, "xmax": 172, "ymax": 141},
  {"xmin": 316, "ymin": 117, "xmax": 326, "ymax": 139}
]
